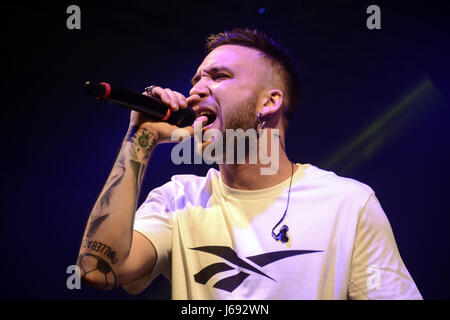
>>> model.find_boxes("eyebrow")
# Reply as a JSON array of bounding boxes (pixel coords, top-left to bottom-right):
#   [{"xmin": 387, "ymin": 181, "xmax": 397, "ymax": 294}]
[{"xmin": 190, "ymin": 66, "xmax": 234, "ymax": 86}]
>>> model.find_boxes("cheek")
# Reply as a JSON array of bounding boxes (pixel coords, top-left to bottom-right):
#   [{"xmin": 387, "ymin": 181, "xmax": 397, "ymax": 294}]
[{"xmin": 213, "ymin": 81, "xmax": 254, "ymax": 111}]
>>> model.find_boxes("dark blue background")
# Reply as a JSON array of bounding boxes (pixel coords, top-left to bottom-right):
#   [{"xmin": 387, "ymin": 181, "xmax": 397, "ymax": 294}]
[{"xmin": 1, "ymin": 0, "xmax": 449, "ymax": 299}]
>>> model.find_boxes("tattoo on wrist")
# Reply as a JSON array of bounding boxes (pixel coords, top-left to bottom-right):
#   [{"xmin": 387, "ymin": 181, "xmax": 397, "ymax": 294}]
[
  {"xmin": 82, "ymin": 238, "xmax": 119, "ymax": 264},
  {"xmin": 125, "ymin": 126, "xmax": 157, "ymax": 163},
  {"xmin": 77, "ymin": 253, "xmax": 118, "ymax": 289},
  {"xmin": 137, "ymin": 130, "xmax": 152, "ymax": 148}
]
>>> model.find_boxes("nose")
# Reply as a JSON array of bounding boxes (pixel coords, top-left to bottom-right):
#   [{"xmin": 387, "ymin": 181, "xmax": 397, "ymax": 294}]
[{"xmin": 189, "ymin": 78, "xmax": 210, "ymax": 99}]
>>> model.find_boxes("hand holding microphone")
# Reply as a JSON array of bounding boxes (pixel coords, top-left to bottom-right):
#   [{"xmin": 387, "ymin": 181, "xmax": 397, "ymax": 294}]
[{"xmin": 85, "ymin": 81, "xmax": 204, "ymax": 143}]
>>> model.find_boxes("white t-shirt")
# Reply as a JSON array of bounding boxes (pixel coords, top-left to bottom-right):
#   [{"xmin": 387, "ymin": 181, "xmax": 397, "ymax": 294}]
[{"xmin": 124, "ymin": 164, "xmax": 422, "ymax": 300}]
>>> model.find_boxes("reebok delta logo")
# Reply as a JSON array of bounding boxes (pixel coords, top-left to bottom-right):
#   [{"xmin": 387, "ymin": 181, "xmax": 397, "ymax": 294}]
[{"xmin": 190, "ymin": 246, "xmax": 322, "ymax": 292}]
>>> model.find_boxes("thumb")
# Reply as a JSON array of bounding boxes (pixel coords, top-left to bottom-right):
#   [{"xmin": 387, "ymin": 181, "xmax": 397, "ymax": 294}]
[{"xmin": 186, "ymin": 94, "xmax": 202, "ymax": 108}]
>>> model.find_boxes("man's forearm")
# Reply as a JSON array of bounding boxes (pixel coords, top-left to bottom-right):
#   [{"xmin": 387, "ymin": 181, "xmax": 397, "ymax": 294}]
[{"xmin": 77, "ymin": 125, "xmax": 157, "ymax": 288}]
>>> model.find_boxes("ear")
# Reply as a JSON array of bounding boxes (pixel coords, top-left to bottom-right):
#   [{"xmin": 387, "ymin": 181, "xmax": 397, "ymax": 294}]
[{"xmin": 258, "ymin": 89, "xmax": 283, "ymax": 118}]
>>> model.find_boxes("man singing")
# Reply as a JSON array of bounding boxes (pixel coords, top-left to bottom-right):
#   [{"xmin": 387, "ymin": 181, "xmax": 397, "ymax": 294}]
[{"xmin": 77, "ymin": 28, "xmax": 422, "ymax": 299}]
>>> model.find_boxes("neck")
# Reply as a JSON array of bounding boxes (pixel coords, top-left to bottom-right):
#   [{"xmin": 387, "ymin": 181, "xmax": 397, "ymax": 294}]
[{"xmin": 218, "ymin": 148, "xmax": 294, "ymax": 190}]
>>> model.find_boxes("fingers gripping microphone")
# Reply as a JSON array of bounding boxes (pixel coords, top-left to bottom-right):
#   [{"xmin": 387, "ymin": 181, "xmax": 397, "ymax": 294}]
[{"xmin": 84, "ymin": 81, "xmax": 195, "ymax": 127}]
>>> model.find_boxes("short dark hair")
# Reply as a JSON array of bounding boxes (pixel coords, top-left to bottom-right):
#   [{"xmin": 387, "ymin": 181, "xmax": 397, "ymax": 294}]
[{"xmin": 205, "ymin": 28, "xmax": 300, "ymax": 120}]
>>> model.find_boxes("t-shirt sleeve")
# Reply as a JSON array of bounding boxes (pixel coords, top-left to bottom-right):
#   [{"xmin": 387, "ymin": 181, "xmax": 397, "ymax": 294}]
[
  {"xmin": 347, "ymin": 193, "xmax": 422, "ymax": 300},
  {"xmin": 122, "ymin": 184, "xmax": 175, "ymax": 295}
]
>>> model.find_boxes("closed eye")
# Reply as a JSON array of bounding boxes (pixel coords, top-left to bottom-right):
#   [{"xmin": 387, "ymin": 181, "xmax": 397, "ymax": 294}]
[{"xmin": 213, "ymin": 73, "xmax": 230, "ymax": 81}]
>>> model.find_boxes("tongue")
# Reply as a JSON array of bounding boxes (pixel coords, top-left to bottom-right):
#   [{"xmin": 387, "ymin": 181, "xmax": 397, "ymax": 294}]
[{"xmin": 194, "ymin": 115, "xmax": 209, "ymax": 126}]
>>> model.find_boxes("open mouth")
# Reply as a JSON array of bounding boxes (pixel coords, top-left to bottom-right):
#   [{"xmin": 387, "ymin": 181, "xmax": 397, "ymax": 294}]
[{"xmin": 196, "ymin": 109, "xmax": 217, "ymax": 127}]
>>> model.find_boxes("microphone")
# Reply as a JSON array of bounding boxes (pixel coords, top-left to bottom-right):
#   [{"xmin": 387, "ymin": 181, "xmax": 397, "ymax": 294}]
[{"xmin": 84, "ymin": 81, "xmax": 195, "ymax": 127}]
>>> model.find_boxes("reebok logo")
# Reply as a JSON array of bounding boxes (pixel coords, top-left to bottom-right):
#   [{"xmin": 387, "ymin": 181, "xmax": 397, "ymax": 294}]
[{"xmin": 190, "ymin": 246, "xmax": 322, "ymax": 292}]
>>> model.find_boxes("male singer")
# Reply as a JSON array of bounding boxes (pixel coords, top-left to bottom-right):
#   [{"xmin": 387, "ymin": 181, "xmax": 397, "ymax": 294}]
[{"xmin": 77, "ymin": 28, "xmax": 422, "ymax": 299}]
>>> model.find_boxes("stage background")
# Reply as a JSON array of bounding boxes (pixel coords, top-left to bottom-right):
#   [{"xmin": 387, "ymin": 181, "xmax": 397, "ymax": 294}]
[{"xmin": 1, "ymin": 0, "xmax": 449, "ymax": 299}]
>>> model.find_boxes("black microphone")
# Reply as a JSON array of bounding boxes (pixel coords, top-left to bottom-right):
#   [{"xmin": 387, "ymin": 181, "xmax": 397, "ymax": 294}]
[{"xmin": 84, "ymin": 81, "xmax": 195, "ymax": 127}]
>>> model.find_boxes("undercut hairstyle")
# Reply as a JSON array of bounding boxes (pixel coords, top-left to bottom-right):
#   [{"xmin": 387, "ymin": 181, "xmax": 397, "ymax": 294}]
[{"xmin": 205, "ymin": 28, "xmax": 301, "ymax": 121}]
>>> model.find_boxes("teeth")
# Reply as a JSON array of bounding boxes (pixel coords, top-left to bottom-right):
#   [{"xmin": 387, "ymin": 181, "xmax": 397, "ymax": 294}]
[
  {"xmin": 197, "ymin": 111, "xmax": 215, "ymax": 117},
  {"xmin": 195, "ymin": 109, "xmax": 217, "ymax": 126}
]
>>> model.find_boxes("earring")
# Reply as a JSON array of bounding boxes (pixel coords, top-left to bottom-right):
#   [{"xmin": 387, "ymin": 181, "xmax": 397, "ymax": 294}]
[{"xmin": 256, "ymin": 112, "xmax": 266, "ymax": 129}]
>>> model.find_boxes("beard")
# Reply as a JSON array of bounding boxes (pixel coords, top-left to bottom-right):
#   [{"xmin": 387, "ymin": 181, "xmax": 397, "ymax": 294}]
[{"xmin": 221, "ymin": 91, "xmax": 259, "ymax": 132}]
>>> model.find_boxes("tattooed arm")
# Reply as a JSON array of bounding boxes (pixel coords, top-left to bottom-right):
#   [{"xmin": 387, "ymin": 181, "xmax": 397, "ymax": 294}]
[{"xmin": 77, "ymin": 87, "xmax": 202, "ymax": 290}]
